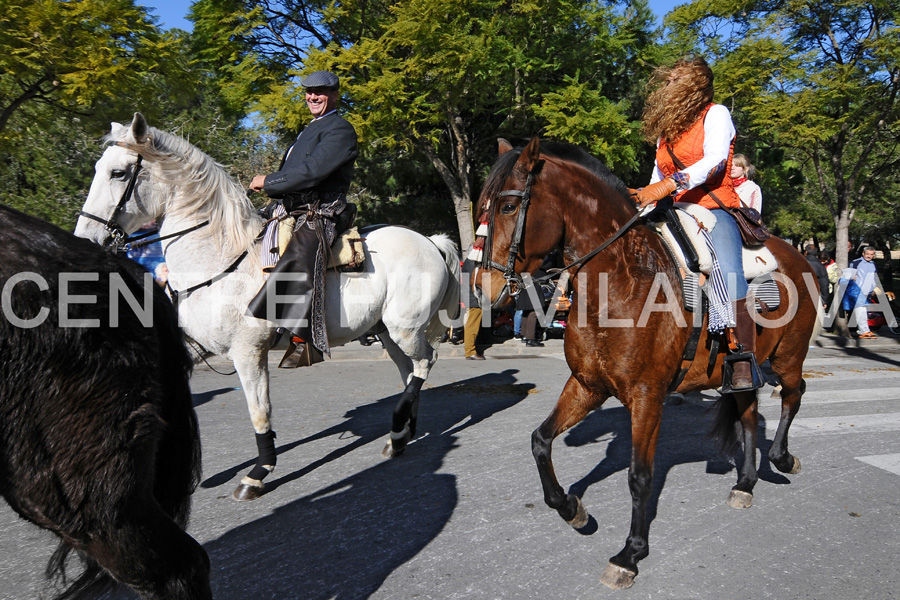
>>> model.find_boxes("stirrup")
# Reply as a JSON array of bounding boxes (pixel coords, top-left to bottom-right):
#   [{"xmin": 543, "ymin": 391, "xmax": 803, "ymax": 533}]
[
  {"xmin": 278, "ymin": 341, "xmax": 324, "ymax": 368},
  {"xmin": 720, "ymin": 351, "xmax": 764, "ymax": 393}
]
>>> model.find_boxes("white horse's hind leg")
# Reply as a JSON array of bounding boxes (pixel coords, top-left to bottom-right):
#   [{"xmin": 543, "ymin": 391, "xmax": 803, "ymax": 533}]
[
  {"xmin": 379, "ymin": 330, "xmax": 437, "ymax": 457},
  {"xmin": 229, "ymin": 340, "xmax": 275, "ymax": 501}
]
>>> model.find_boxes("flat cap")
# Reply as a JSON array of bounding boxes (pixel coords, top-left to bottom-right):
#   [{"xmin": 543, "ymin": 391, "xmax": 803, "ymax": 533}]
[{"xmin": 301, "ymin": 71, "xmax": 340, "ymax": 89}]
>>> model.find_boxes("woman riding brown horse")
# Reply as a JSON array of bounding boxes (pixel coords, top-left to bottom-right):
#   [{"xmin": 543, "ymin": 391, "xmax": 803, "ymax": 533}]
[{"xmin": 476, "ymin": 137, "xmax": 820, "ymax": 589}]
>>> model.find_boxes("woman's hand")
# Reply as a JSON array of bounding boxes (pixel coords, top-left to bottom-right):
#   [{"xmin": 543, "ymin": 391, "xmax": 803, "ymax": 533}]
[{"xmin": 632, "ymin": 178, "xmax": 677, "ymax": 208}]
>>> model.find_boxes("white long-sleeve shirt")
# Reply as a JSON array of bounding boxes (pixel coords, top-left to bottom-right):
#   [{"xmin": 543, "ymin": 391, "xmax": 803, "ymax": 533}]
[{"xmin": 648, "ymin": 104, "xmax": 736, "ymax": 192}]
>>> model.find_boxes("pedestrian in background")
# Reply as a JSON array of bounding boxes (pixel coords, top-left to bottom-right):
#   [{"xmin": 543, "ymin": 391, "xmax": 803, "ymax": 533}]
[
  {"xmin": 846, "ymin": 247, "xmax": 880, "ymax": 339},
  {"xmin": 731, "ymin": 153, "xmax": 763, "ymax": 212},
  {"xmin": 462, "ymin": 258, "xmax": 485, "ymax": 360}
]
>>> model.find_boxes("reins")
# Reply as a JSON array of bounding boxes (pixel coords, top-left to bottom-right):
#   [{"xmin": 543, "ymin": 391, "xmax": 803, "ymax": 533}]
[
  {"xmin": 83, "ymin": 146, "xmax": 260, "ymax": 308},
  {"xmin": 484, "ymin": 161, "xmax": 644, "ymax": 296},
  {"xmin": 165, "ymin": 249, "xmax": 250, "ymax": 306},
  {"xmin": 483, "ymin": 152, "xmax": 702, "ymax": 394}
]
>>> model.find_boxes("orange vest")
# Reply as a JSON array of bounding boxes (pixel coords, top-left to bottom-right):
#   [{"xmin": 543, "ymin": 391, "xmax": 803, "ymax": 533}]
[{"xmin": 656, "ymin": 104, "xmax": 741, "ymax": 210}]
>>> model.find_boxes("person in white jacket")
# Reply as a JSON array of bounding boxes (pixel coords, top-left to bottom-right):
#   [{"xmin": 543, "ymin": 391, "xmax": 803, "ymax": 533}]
[{"xmin": 731, "ymin": 153, "xmax": 763, "ymax": 212}]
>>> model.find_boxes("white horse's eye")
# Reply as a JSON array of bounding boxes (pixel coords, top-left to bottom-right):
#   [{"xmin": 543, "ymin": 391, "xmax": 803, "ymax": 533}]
[{"xmin": 111, "ymin": 169, "xmax": 127, "ymax": 179}]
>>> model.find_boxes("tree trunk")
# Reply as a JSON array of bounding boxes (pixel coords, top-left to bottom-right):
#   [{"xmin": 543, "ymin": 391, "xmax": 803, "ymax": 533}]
[
  {"xmin": 454, "ymin": 197, "xmax": 475, "ymax": 253},
  {"xmin": 413, "ymin": 115, "xmax": 476, "ymax": 252},
  {"xmin": 832, "ymin": 203, "xmax": 853, "ymax": 337}
]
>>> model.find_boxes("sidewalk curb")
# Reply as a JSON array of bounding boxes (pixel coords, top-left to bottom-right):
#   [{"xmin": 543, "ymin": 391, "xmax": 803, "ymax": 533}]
[{"xmin": 199, "ymin": 329, "xmax": 897, "ymax": 370}]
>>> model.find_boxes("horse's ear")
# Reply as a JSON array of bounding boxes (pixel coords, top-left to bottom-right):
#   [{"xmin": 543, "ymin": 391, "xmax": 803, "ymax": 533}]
[
  {"xmin": 498, "ymin": 138, "xmax": 513, "ymax": 156},
  {"xmin": 130, "ymin": 112, "xmax": 150, "ymax": 144},
  {"xmin": 515, "ymin": 136, "xmax": 541, "ymax": 176}
]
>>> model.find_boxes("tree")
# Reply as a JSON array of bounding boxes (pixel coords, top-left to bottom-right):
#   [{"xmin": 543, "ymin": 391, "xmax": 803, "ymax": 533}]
[
  {"xmin": 665, "ymin": 0, "xmax": 900, "ymax": 272},
  {"xmin": 0, "ymin": 25, "xmax": 269, "ymax": 229},
  {"xmin": 0, "ymin": 0, "xmax": 161, "ymax": 142},
  {"xmin": 191, "ymin": 0, "xmax": 660, "ymax": 250}
]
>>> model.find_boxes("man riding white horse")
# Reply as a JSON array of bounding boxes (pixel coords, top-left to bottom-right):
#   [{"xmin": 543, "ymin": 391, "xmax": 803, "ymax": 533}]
[{"xmin": 246, "ymin": 70, "xmax": 358, "ymax": 367}]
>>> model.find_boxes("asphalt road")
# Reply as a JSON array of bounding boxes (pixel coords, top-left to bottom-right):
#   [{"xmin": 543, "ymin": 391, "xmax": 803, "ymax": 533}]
[{"xmin": 2, "ymin": 332, "xmax": 899, "ymax": 600}]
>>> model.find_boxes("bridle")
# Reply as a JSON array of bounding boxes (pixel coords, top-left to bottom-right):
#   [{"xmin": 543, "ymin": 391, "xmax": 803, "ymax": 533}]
[
  {"xmin": 79, "ymin": 143, "xmax": 253, "ymax": 305},
  {"xmin": 79, "ymin": 144, "xmax": 145, "ymax": 249},
  {"xmin": 481, "ymin": 158, "xmax": 644, "ymax": 301},
  {"xmin": 78, "ymin": 144, "xmax": 218, "ymax": 252},
  {"xmin": 481, "ymin": 170, "xmax": 536, "ymax": 298}
]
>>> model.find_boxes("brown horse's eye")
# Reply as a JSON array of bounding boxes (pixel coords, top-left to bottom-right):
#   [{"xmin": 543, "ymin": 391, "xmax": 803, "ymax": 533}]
[{"xmin": 501, "ymin": 202, "xmax": 517, "ymax": 214}]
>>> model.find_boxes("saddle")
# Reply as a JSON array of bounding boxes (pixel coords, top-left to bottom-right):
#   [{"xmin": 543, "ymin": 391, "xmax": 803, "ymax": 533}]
[
  {"xmin": 650, "ymin": 203, "xmax": 780, "ymax": 313},
  {"xmin": 275, "ymin": 219, "xmax": 365, "ymax": 271}
]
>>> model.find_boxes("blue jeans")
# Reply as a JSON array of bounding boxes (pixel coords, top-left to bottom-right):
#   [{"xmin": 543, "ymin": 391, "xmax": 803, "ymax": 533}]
[
  {"xmin": 513, "ymin": 309, "xmax": 523, "ymax": 335},
  {"xmin": 709, "ymin": 209, "xmax": 748, "ymax": 301}
]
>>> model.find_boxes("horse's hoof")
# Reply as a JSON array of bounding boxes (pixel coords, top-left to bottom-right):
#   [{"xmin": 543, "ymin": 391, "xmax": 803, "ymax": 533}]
[
  {"xmin": 382, "ymin": 438, "xmax": 406, "ymax": 458},
  {"xmin": 789, "ymin": 456, "xmax": 801, "ymax": 474},
  {"xmin": 232, "ymin": 482, "xmax": 265, "ymax": 501},
  {"xmin": 600, "ymin": 562, "xmax": 636, "ymax": 590},
  {"xmin": 382, "ymin": 425, "xmax": 411, "ymax": 458},
  {"xmin": 565, "ymin": 496, "xmax": 589, "ymax": 529},
  {"xmin": 726, "ymin": 489, "xmax": 753, "ymax": 509}
]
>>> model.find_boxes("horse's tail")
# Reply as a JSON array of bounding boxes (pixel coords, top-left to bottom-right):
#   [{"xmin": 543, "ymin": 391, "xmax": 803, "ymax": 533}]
[
  {"xmin": 47, "ymin": 548, "xmax": 112, "ymax": 600},
  {"xmin": 427, "ymin": 233, "xmax": 461, "ymax": 343},
  {"xmin": 709, "ymin": 394, "xmax": 741, "ymax": 455},
  {"xmin": 47, "ymin": 268, "xmax": 201, "ymax": 600}
]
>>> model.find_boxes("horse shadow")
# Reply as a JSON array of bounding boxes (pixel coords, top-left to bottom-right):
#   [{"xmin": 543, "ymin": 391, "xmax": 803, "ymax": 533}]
[
  {"xmin": 201, "ymin": 369, "xmax": 532, "ymax": 599},
  {"xmin": 192, "ymin": 387, "xmax": 237, "ymax": 409},
  {"xmin": 564, "ymin": 394, "xmax": 786, "ymax": 529},
  {"xmin": 200, "ymin": 368, "xmax": 531, "ymax": 490}
]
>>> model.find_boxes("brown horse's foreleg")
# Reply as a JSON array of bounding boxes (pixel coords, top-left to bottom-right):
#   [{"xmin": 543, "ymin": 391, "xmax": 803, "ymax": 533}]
[
  {"xmin": 532, "ymin": 376, "xmax": 605, "ymax": 528},
  {"xmin": 603, "ymin": 398, "xmax": 663, "ymax": 589},
  {"xmin": 768, "ymin": 376, "xmax": 805, "ymax": 474},
  {"xmin": 727, "ymin": 391, "xmax": 760, "ymax": 509}
]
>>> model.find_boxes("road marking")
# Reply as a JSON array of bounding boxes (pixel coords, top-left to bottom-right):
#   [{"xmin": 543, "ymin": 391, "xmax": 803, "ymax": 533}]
[
  {"xmin": 759, "ymin": 386, "xmax": 900, "ymax": 407},
  {"xmin": 765, "ymin": 412, "xmax": 900, "ymax": 435},
  {"xmin": 855, "ymin": 453, "xmax": 900, "ymax": 476}
]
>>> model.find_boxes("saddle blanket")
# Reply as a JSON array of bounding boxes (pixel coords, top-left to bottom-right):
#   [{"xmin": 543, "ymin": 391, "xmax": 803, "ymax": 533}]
[
  {"xmin": 652, "ymin": 203, "xmax": 778, "ymax": 280},
  {"xmin": 681, "ymin": 272, "xmax": 781, "ymax": 313},
  {"xmin": 651, "ymin": 203, "xmax": 781, "ymax": 313},
  {"xmin": 275, "ymin": 219, "xmax": 365, "ymax": 271}
]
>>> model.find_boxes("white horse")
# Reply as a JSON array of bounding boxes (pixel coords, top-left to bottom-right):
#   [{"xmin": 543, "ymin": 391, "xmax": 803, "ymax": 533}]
[{"xmin": 76, "ymin": 113, "xmax": 461, "ymax": 501}]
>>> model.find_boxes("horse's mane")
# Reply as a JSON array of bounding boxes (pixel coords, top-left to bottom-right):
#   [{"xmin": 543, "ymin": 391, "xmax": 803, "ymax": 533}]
[
  {"xmin": 105, "ymin": 127, "xmax": 263, "ymax": 255},
  {"xmin": 478, "ymin": 140, "xmax": 630, "ymax": 222}
]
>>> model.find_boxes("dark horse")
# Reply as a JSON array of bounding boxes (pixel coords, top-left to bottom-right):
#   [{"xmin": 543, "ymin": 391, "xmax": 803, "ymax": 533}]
[
  {"xmin": 476, "ymin": 139, "xmax": 820, "ymax": 589},
  {"xmin": 0, "ymin": 204, "xmax": 211, "ymax": 599}
]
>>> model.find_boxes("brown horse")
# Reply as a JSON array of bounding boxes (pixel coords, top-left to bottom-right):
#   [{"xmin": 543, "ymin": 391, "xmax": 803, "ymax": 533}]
[{"xmin": 476, "ymin": 138, "xmax": 821, "ymax": 589}]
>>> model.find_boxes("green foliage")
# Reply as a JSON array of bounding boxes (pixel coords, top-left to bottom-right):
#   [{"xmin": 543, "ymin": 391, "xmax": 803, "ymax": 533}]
[
  {"xmin": 533, "ymin": 75, "xmax": 642, "ymax": 175},
  {"xmin": 0, "ymin": 0, "xmax": 160, "ymax": 141},
  {"xmin": 667, "ymin": 0, "xmax": 900, "ymax": 265},
  {"xmin": 0, "ymin": 24, "xmax": 267, "ymax": 230},
  {"xmin": 190, "ymin": 0, "xmax": 660, "ymax": 248}
]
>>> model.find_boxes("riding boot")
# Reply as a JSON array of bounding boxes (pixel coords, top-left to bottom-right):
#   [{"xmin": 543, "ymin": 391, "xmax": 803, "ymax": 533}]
[
  {"xmin": 278, "ymin": 334, "xmax": 324, "ymax": 368},
  {"xmin": 729, "ymin": 297, "xmax": 758, "ymax": 391}
]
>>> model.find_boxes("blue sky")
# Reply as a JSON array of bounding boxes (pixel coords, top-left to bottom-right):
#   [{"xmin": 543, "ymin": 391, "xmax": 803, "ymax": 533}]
[{"xmin": 140, "ymin": 0, "xmax": 684, "ymax": 31}]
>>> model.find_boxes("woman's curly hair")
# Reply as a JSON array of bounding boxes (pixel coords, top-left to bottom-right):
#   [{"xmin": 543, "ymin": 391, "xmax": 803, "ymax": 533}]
[{"xmin": 642, "ymin": 56, "xmax": 715, "ymax": 145}]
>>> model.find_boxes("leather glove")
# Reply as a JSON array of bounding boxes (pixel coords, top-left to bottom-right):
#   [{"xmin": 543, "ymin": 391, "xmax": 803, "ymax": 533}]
[{"xmin": 633, "ymin": 178, "xmax": 677, "ymax": 208}]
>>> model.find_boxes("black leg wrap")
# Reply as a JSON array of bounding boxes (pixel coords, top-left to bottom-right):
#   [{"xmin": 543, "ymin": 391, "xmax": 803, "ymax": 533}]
[
  {"xmin": 392, "ymin": 377, "xmax": 425, "ymax": 434},
  {"xmin": 248, "ymin": 430, "xmax": 277, "ymax": 480}
]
